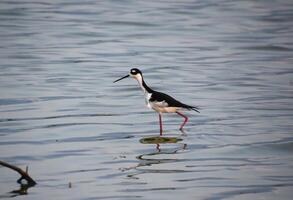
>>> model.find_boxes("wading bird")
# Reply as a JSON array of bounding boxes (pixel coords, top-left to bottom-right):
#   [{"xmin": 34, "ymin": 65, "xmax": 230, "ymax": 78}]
[{"xmin": 114, "ymin": 68, "xmax": 199, "ymax": 135}]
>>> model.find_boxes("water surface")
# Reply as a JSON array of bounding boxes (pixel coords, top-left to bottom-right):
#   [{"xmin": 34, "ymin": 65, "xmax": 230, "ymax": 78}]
[{"xmin": 0, "ymin": 0, "xmax": 293, "ymax": 199}]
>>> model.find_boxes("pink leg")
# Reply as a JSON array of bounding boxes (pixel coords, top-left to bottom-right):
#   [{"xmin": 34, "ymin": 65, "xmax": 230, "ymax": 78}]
[
  {"xmin": 176, "ymin": 111, "xmax": 188, "ymax": 130},
  {"xmin": 159, "ymin": 113, "xmax": 163, "ymax": 136},
  {"xmin": 156, "ymin": 144, "xmax": 161, "ymax": 152}
]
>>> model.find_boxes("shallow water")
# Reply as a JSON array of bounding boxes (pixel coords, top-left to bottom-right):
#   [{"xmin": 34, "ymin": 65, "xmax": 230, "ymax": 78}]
[{"xmin": 0, "ymin": 0, "xmax": 293, "ymax": 199}]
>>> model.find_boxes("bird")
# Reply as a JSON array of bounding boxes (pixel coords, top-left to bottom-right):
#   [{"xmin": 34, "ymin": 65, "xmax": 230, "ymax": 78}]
[{"xmin": 113, "ymin": 68, "xmax": 199, "ymax": 135}]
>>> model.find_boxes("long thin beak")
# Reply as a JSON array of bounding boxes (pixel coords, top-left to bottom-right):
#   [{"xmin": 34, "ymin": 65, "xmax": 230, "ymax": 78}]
[{"xmin": 113, "ymin": 74, "xmax": 129, "ymax": 83}]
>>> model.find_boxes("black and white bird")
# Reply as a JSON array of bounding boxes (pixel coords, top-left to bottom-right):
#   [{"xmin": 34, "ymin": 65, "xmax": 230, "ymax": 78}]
[{"xmin": 114, "ymin": 68, "xmax": 199, "ymax": 135}]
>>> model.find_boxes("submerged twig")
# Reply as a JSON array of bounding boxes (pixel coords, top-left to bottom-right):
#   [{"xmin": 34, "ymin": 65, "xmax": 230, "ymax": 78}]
[{"xmin": 0, "ymin": 160, "xmax": 36, "ymax": 186}]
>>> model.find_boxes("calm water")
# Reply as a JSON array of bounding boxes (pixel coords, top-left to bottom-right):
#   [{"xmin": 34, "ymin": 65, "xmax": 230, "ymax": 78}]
[{"xmin": 1, "ymin": 0, "xmax": 293, "ymax": 199}]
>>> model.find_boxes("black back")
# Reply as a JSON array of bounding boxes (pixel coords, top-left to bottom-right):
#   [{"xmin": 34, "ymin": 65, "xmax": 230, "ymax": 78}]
[{"xmin": 150, "ymin": 90, "xmax": 200, "ymax": 113}]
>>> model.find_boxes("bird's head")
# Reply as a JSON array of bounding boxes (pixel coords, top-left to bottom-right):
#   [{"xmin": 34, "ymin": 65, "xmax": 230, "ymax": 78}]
[
  {"xmin": 129, "ymin": 68, "xmax": 142, "ymax": 80},
  {"xmin": 113, "ymin": 68, "xmax": 143, "ymax": 83}
]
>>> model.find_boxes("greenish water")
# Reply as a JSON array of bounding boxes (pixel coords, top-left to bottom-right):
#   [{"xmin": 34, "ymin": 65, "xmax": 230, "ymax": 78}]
[{"xmin": 0, "ymin": 0, "xmax": 293, "ymax": 199}]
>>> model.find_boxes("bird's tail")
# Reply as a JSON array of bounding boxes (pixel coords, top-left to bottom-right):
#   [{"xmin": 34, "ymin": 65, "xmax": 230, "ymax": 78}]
[
  {"xmin": 190, "ymin": 106, "xmax": 200, "ymax": 113},
  {"xmin": 184, "ymin": 104, "xmax": 200, "ymax": 113}
]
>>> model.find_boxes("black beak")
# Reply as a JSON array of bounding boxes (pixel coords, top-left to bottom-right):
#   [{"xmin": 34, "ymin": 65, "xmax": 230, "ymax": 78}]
[{"xmin": 113, "ymin": 74, "xmax": 129, "ymax": 83}]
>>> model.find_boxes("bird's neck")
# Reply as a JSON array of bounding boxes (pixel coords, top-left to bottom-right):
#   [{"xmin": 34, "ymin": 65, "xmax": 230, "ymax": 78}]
[{"xmin": 136, "ymin": 75, "xmax": 153, "ymax": 94}]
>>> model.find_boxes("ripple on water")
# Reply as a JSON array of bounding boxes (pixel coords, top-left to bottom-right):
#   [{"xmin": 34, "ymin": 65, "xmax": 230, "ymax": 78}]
[{"xmin": 1, "ymin": 0, "xmax": 293, "ymax": 199}]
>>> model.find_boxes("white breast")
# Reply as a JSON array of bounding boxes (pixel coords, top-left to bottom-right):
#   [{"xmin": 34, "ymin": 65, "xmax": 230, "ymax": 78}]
[{"xmin": 145, "ymin": 92, "xmax": 152, "ymax": 109}]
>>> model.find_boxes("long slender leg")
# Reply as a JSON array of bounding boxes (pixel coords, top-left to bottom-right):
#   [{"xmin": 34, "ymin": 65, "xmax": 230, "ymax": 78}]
[
  {"xmin": 159, "ymin": 113, "xmax": 163, "ymax": 136},
  {"xmin": 176, "ymin": 111, "xmax": 188, "ymax": 130},
  {"xmin": 156, "ymin": 144, "xmax": 161, "ymax": 152}
]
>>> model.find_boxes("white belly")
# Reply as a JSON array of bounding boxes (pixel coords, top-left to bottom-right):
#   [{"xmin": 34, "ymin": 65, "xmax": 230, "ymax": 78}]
[
  {"xmin": 152, "ymin": 105, "xmax": 180, "ymax": 113},
  {"xmin": 149, "ymin": 101, "xmax": 180, "ymax": 113},
  {"xmin": 144, "ymin": 92, "xmax": 180, "ymax": 113}
]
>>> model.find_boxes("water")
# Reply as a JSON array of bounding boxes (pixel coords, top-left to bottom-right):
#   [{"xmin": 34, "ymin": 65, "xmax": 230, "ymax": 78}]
[{"xmin": 0, "ymin": 0, "xmax": 293, "ymax": 199}]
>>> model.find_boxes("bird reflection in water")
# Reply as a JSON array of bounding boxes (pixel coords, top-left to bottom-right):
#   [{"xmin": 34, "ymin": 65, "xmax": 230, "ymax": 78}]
[
  {"xmin": 139, "ymin": 136, "xmax": 186, "ymax": 152},
  {"xmin": 120, "ymin": 136, "xmax": 186, "ymax": 178}
]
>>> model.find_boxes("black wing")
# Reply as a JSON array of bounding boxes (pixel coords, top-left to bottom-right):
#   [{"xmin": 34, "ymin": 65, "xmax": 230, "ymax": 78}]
[{"xmin": 150, "ymin": 91, "xmax": 200, "ymax": 113}]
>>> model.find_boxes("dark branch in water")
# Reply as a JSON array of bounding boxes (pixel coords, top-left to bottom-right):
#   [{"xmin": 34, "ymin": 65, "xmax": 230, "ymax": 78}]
[{"xmin": 0, "ymin": 160, "xmax": 37, "ymax": 186}]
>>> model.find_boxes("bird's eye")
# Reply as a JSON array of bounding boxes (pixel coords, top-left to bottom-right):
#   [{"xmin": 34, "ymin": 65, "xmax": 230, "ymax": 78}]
[{"xmin": 131, "ymin": 70, "xmax": 137, "ymax": 74}]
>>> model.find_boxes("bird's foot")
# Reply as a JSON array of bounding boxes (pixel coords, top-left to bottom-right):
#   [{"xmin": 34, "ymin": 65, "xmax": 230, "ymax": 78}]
[{"xmin": 179, "ymin": 128, "xmax": 187, "ymax": 135}]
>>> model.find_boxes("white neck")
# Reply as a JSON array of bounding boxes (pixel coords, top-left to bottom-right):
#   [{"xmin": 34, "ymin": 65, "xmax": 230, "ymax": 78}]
[
  {"xmin": 135, "ymin": 75, "xmax": 147, "ymax": 93},
  {"xmin": 135, "ymin": 74, "xmax": 146, "ymax": 93}
]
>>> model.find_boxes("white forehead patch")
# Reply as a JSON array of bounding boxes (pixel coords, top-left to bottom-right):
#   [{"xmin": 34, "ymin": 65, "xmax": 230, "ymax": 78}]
[{"xmin": 131, "ymin": 69, "xmax": 136, "ymax": 73}]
